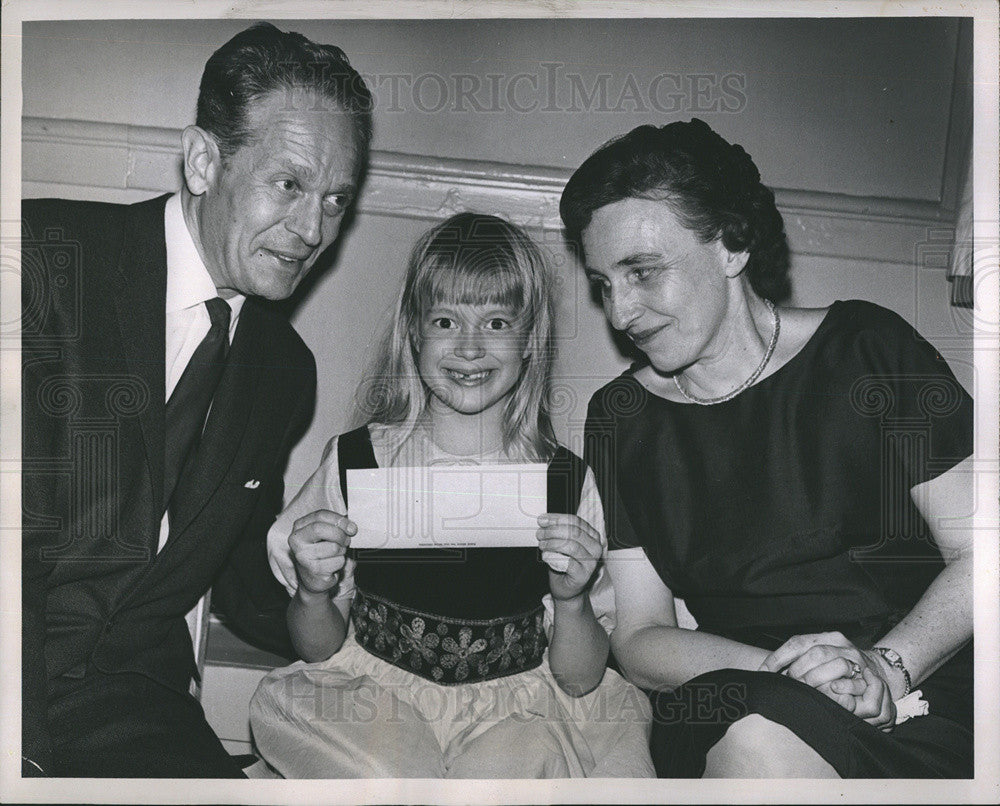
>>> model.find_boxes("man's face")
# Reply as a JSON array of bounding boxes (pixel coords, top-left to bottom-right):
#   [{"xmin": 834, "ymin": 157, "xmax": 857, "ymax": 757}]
[{"xmin": 195, "ymin": 88, "xmax": 361, "ymax": 300}]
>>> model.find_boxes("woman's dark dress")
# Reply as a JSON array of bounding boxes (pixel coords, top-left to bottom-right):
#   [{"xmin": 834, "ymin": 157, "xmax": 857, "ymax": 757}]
[{"xmin": 585, "ymin": 300, "xmax": 973, "ymax": 777}]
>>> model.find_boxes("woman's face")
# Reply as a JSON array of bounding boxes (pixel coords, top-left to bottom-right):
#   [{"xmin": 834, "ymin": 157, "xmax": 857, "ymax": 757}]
[{"xmin": 580, "ymin": 196, "xmax": 746, "ymax": 375}]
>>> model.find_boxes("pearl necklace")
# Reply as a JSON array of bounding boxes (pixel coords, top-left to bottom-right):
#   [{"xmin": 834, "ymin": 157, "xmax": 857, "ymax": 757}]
[{"xmin": 672, "ymin": 299, "xmax": 780, "ymax": 405}]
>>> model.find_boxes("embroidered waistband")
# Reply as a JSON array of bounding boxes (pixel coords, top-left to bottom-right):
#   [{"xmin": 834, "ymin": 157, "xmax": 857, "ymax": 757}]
[{"xmin": 351, "ymin": 589, "xmax": 547, "ymax": 685}]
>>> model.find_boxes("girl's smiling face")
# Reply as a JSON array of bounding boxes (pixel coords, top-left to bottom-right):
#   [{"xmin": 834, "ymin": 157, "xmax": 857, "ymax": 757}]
[{"xmin": 416, "ymin": 302, "xmax": 529, "ymax": 419}]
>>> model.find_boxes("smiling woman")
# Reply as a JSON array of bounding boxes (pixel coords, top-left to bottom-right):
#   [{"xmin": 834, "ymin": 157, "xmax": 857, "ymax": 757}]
[
  {"xmin": 562, "ymin": 118, "xmax": 974, "ymax": 779},
  {"xmin": 581, "ymin": 196, "xmax": 753, "ymax": 391}
]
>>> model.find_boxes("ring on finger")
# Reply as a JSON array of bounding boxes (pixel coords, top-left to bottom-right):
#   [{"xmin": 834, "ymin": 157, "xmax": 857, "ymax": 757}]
[{"xmin": 849, "ymin": 661, "xmax": 862, "ymax": 679}]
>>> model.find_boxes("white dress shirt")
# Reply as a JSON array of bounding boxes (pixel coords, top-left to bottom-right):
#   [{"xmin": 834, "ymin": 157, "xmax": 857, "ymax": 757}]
[{"xmin": 159, "ymin": 193, "xmax": 245, "ymax": 552}]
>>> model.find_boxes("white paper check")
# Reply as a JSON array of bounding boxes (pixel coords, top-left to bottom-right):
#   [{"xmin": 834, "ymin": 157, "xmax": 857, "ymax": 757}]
[{"xmin": 346, "ymin": 463, "xmax": 547, "ymax": 549}]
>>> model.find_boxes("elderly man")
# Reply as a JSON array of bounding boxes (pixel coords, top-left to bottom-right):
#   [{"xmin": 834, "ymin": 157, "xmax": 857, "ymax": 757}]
[{"xmin": 21, "ymin": 22, "xmax": 372, "ymax": 778}]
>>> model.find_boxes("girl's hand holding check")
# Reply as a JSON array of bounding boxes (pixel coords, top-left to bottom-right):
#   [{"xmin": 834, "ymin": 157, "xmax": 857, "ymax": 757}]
[
  {"xmin": 536, "ymin": 513, "xmax": 602, "ymax": 601},
  {"xmin": 288, "ymin": 510, "xmax": 358, "ymax": 596}
]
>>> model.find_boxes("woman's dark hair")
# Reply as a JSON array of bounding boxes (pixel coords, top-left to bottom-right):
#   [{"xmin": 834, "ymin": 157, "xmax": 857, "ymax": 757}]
[
  {"xmin": 559, "ymin": 119, "xmax": 791, "ymax": 302},
  {"xmin": 196, "ymin": 22, "xmax": 374, "ymax": 160}
]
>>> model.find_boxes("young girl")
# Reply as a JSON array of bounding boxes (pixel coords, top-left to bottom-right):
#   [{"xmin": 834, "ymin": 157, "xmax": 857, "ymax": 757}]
[{"xmin": 250, "ymin": 213, "xmax": 653, "ymax": 779}]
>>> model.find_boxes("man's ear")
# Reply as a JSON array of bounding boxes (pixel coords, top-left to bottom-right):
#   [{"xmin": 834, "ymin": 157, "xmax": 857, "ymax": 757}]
[{"xmin": 181, "ymin": 125, "xmax": 221, "ymax": 197}]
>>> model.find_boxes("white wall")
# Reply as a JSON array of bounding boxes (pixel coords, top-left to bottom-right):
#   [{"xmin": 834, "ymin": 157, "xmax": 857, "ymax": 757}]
[
  {"xmin": 22, "ymin": 17, "xmax": 963, "ymax": 200},
  {"xmin": 20, "ymin": 17, "xmax": 974, "ymax": 494}
]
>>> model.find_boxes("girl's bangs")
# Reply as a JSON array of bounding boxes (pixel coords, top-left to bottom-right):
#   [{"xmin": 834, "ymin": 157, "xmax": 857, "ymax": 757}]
[{"xmin": 419, "ymin": 251, "xmax": 527, "ymax": 311}]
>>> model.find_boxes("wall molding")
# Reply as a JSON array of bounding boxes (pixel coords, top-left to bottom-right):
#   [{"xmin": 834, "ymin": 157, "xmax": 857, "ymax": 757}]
[{"xmin": 23, "ymin": 116, "xmax": 957, "ymax": 266}]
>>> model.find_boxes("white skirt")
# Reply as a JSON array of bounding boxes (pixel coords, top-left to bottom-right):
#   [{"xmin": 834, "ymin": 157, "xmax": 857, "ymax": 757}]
[{"xmin": 250, "ymin": 635, "xmax": 654, "ymax": 779}]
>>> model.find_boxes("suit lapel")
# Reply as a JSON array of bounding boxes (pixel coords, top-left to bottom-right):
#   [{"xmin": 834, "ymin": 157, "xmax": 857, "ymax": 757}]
[
  {"xmin": 111, "ymin": 195, "xmax": 170, "ymax": 539},
  {"xmin": 164, "ymin": 301, "xmax": 261, "ymax": 542}
]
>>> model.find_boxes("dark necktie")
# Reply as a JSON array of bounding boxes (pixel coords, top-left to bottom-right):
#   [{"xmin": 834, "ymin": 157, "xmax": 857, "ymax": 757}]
[{"xmin": 163, "ymin": 297, "xmax": 231, "ymax": 512}]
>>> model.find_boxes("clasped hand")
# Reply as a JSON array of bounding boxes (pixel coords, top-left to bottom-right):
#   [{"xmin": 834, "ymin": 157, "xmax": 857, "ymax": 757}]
[
  {"xmin": 536, "ymin": 513, "xmax": 602, "ymax": 601},
  {"xmin": 759, "ymin": 631, "xmax": 897, "ymax": 730}
]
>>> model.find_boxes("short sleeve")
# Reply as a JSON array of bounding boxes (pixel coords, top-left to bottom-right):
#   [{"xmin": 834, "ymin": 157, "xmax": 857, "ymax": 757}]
[
  {"xmin": 266, "ymin": 434, "xmax": 357, "ymax": 603},
  {"xmin": 541, "ymin": 466, "xmax": 617, "ymax": 637},
  {"xmin": 852, "ymin": 304, "xmax": 974, "ymax": 487}
]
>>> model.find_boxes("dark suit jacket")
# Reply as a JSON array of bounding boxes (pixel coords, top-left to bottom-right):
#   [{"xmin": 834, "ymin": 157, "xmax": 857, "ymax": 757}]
[{"xmin": 21, "ymin": 194, "xmax": 315, "ymax": 771}]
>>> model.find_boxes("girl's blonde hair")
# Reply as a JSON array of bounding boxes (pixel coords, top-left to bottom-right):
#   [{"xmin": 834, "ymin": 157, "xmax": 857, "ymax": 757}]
[{"xmin": 355, "ymin": 212, "xmax": 558, "ymax": 461}]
